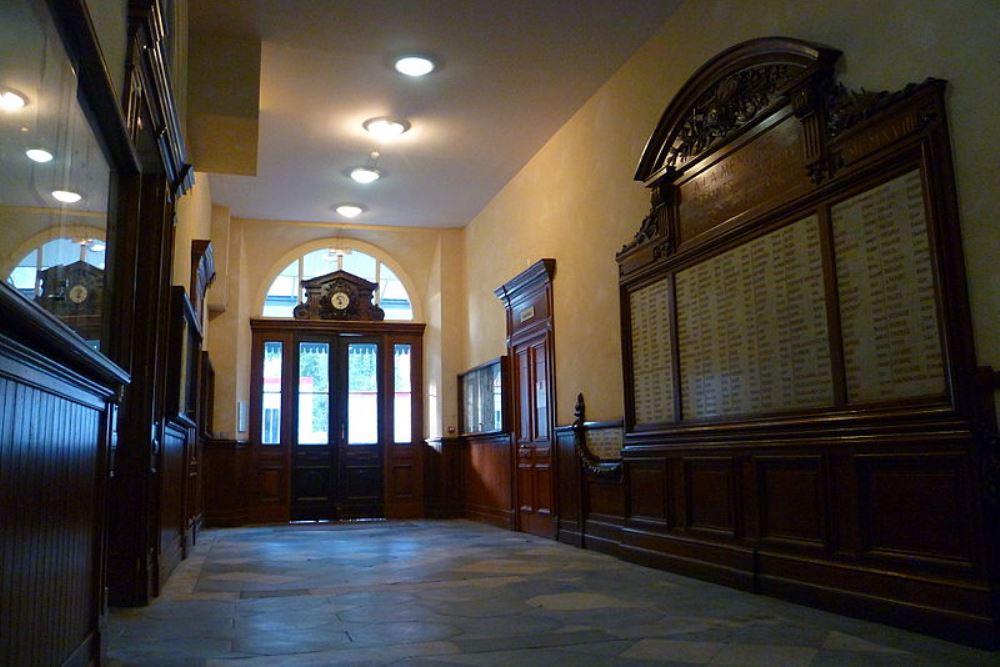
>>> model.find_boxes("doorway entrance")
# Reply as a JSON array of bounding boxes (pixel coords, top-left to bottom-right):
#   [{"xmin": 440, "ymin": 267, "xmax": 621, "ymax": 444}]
[
  {"xmin": 293, "ymin": 335, "xmax": 382, "ymax": 519},
  {"xmin": 249, "ymin": 320, "xmax": 425, "ymax": 523}
]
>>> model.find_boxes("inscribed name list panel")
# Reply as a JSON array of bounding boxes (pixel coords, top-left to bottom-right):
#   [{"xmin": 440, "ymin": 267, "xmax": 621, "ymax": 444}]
[
  {"xmin": 629, "ymin": 278, "xmax": 674, "ymax": 424},
  {"xmin": 676, "ymin": 215, "xmax": 833, "ymax": 420},
  {"xmin": 833, "ymin": 169, "xmax": 945, "ymax": 403}
]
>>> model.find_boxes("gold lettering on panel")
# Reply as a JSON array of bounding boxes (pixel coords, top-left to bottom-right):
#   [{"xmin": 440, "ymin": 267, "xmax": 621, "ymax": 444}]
[
  {"xmin": 833, "ymin": 169, "xmax": 945, "ymax": 402},
  {"xmin": 675, "ymin": 215, "xmax": 833, "ymax": 420}
]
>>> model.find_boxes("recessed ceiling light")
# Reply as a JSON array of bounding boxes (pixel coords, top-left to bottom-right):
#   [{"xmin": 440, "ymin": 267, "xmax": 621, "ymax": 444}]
[
  {"xmin": 335, "ymin": 204, "xmax": 365, "ymax": 218},
  {"xmin": 0, "ymin": 89, "xmax": 27, "ymax": 111},
  {"xmin": 394, "ymin": 56, "xmax": 435, "ymax": 77},
  {"xmin": 363, "ymin": 117, "xmax": 410, "ymax": 141},
  {"xmin": 25, "ymin": 148, "xmax": 53, "ymax": 163},
  {"xmin": 52, "ymin": 190, "xmax": 82, "ymax": 203},
  {"xmin": 350, "ymin": 167, "xmax": 381, "ymax": 184}
]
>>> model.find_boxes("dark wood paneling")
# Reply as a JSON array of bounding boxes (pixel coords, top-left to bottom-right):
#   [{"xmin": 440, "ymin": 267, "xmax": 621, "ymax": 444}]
[
  {"xmin": 627, "ymin": 458, "xmax": 667, "ymax": 526},
  {"xmin": 202, "ymin": 439, "xmax": 249, "ymax": 526},
  {"xmin": 159, "ymin": 422, "xmax": 188, "ymax": 585},
  {"xmin": 858, "ymin": 453, "xmax": 972, "ymax": 563},
  {"xmin": 757, "ymin": 455, "xmax": 826, "ymax": 548},
  {"xmin": 0, "ymin": 331, "xmax": 123, "ymax": 667},
  {"xmin": 464, "ymin": 432, "xmax": 515, "ymax": 528},
  {"xmin": 684, "ymin": 457, "xmax": 735, "ymax": 535},
  {"xmin": 423, "ymin": 437, "xmax": 464, "ymax": 518}
]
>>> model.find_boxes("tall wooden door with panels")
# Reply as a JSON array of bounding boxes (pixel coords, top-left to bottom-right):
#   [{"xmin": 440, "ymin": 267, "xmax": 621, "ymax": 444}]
[
  {"xmin": 496, "ymin": 260, "xmax": 557, "ymax": 538},
  {"xmin": 249, "ymin": 270, "xmax": 424, "ymax": 522}
]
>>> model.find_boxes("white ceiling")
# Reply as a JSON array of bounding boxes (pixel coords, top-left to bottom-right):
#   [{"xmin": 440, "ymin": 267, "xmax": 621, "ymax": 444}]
[{"xmin": 192, "ymin": 0, "xmax": 681, "ymax": 228}]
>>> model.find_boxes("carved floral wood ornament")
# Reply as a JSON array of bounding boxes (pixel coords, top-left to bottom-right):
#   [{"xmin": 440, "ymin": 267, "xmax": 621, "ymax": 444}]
[
  {"xmin": 293, "ymin": 269, "xmax": 385, "ymax": 321},
  {"xmin": 619, "ymin": 37, "xmax": 943, "ymax": 258}
]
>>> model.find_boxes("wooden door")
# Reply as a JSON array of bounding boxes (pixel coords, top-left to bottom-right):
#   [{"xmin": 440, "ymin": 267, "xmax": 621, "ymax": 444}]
[
  {"xmin": 249, "ymin": 320, "xmax": 424, "ymax": 523},
  {"xmin": 513, "ymin": 332, "xmax": 556, "ymax": 537},
  {"xmin": 496, "ymin": 259, "xmax": 557, "ymax": 539},
  {"xmin": 291, "ymin": 335, "xmax": 385, "ymax": 520}
]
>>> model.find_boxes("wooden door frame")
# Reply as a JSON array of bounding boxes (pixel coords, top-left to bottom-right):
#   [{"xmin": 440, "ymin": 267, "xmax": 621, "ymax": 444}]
[
  {"xmin": 495, "ymin": 259, "xmax": 557, "ymax": 538},
  {"xmin": 249, "ymin": 319, "xmax": 425, "ymax": 522}
]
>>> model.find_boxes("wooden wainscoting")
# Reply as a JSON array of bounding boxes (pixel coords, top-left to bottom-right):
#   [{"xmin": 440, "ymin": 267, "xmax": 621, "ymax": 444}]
[
  {"xmin": 423, "ymin": 437, "xmax": 464, "ymax": 518},
  {"xmin": 202, "ymin": 438, "xmax": 250, "ymax": 527},
  {"xmin": 0, "ymin": 326, "xmax": 126, "ymax": 665},
  {"xmin": 463, "ymin": 432, "xmax": 515, "ymax": 529}
]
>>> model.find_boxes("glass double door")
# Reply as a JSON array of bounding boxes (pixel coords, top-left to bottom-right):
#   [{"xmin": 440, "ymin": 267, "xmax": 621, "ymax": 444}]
[{"xmin": 293, "ymin": 335, "xmax": 383, "ymax": 520}]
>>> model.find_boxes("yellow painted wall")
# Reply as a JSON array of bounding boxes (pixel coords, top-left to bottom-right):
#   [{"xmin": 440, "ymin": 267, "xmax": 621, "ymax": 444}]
[
  {"xmin": 462, "ymin": 0, "xmax": 1000, "ymax": 424},
  {"xmin": 207, "ymin": 213, "xmax": 251, "ymax": 437}
]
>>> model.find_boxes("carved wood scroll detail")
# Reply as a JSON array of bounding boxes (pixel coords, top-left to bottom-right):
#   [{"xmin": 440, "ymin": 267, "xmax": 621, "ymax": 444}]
[
  {"xmin": 665, "ymin": 64, "xmax": 796, "ymax": 170},
  {"xmin": 572, "ymin": 393, "xmax": 623, "ymax": 479}
]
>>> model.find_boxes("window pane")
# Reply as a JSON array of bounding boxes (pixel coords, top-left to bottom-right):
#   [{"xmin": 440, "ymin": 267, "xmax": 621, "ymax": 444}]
[
  {"xmin": 342, "ymin": 251, "xmax": 376, "ymax": 282},
  {"xmin": 298, "ymin": 342, "xmax": 329, "ymax": 445},
  {"xmin": 302, "ymin": 249, "xmax": 334, "ymax": 281},
  {"xmin": 394, "ymin": 344, "xmax": 412, "ymax": 443},
  {"xmin": 261, "ymin": 341, "xmax": 283, "ymax": 444},
  {"xmin": 347, "ymin": 343, "xmax": 378, "ymax": 444},
  {"xmin": 263, "ymin": 261, "xmax": 299, "ymax": 317},
  {"xmin": 2, "ymin": 0, "xmax": 112, "ymax": 351},
  {"xmin": 379, "ymin": 264, "xmax": 413, "ymax": 320}
]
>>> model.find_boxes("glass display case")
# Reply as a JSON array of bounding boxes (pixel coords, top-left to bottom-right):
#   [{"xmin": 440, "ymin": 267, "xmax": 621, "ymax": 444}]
[{"xmin": 459, "ymin": 356, "xmax": 508, "ymax": 435}]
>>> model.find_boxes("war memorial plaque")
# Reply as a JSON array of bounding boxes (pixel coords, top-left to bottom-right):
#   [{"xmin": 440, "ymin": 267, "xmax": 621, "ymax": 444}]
[
  {"xmin": 629, "ymin": 278, "xmax": 674, "ymax": 423},
  {"xmin": 833, "ymin": 169, "xmax": 945, "ymax": 402},
  {"xmin": 676, "ymin": 215, "xmax": 833, "ymax": 419}
]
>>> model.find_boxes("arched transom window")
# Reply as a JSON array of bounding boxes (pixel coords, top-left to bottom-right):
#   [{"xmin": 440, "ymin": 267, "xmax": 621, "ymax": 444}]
[{"xmin": 263, "ymin": 247, "xmax": 413, "ymax": 320}]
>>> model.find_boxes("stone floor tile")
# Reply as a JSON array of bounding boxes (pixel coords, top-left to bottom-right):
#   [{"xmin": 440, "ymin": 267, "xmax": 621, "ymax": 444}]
[
  {"xmin": 621, "ymin": 638, "xmax": 724, "ymax": 663},
  {"xmin": 707, "ymin": 643, "xmax": 817, "ymax": 666},
  {"xmin": 108, "ymin": 521, "xmax": 1000, "ymax": 667}
]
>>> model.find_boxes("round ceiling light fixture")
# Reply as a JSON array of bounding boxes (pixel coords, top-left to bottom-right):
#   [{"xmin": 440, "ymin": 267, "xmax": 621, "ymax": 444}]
[
  {"xmin": 52, "ymin": 190, "xmax": 82, "ymax": 204},
  {"xmin": 25, "ymin": 148, "xmax": 53, "ymax": 163},
  {"xmin": 0, "ymin": 89, "xmax": 27, "ymax": 112},
  {"xmin": 349, "ymin": 167, "xmax": 381, "ymax": 184},
  {"xmin": 363, "ymin": 116, "xmax": 410, "ymax": 141},
  {"xmin": 335, "ymin": 204, "xmax": 365, "ymax": 219},
  {"xmin": 394, "ymin": 55, "xmax": 436, "ymax": 77}
]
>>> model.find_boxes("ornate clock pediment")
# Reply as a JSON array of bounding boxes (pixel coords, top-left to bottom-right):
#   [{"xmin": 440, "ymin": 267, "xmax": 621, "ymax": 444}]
[
  {"xmin": 293, "ymin": 269, "xmax": 384, "ymax": 321},
  {"xmin": 36, "ymin": 260, "xmax": 104, "ymax": 317}
]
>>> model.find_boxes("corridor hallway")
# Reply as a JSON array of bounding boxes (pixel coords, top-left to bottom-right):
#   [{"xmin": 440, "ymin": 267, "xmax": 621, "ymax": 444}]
[{"xmin": 107, "ymin": 521, "xmax": 998, "ymax": 666}]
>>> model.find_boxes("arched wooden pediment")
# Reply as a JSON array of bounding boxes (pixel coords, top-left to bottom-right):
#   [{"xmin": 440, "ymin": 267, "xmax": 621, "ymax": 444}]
[{"xmin": 634, "ymin": 37, "xmax": 840, "ymax": 185}]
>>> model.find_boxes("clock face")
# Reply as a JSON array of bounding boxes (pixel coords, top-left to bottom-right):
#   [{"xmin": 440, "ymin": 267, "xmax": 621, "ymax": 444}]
[
  {"xmin": 68, "ymin": 284, "xmax": 89, "ymax": 304},
  {"xmin": 330, "ymin": 290, "xmax": 351, "ymax": 310}
]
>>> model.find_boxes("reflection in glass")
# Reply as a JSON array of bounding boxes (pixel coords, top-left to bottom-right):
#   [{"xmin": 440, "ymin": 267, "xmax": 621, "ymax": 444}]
[
  {"xmin": 460, "ymin": 359, "xmax": 504, "ymax": 434},
  {"xmin": 1, "ymin": 0, "xmax": 112, "ymax": 349},
  {"xmin": 261, "ymin": 342, "xmax": 283, "ymax": 444},
  {"xmin": 394, "ymin": 344, "xmax": 412, "ymax": 443},
  {"xmin": 348, "ymin": 343, "xmax": 378, "ymax": 444},
  {"xmin": 298, "ymin": 342, "xmax": 329, "ymax": 445}
]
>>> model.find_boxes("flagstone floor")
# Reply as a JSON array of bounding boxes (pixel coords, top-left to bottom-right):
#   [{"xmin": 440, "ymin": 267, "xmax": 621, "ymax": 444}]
[{"xmin": 107, "ymin": 520, "xmax": 999, "ymax": 666}]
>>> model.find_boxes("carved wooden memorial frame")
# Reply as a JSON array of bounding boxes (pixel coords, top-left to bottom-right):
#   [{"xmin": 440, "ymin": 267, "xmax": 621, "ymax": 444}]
[{"xmin": 616, "ymin": 37, "xmax": 998, "ymax": 646}]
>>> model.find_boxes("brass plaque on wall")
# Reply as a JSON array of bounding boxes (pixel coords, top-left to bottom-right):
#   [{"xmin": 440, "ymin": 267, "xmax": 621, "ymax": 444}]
[
  {"xmin": 629, "ymin": 277, "xmax": 674, "ymax": 424},
  {"xmin": 833, "ymin": 169, "xmax": 945, "ymax": 402},
  {"xmin": 677, "ymin": 115, "xmax": 810, "ymax": 245},
  {"xmin": 676, "ymin": 215, "xmax": 833, "ymax": 419}
]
